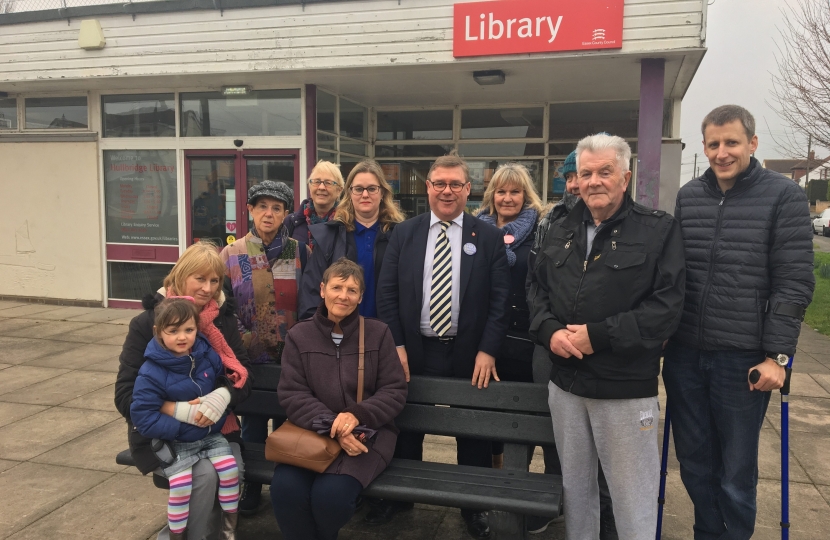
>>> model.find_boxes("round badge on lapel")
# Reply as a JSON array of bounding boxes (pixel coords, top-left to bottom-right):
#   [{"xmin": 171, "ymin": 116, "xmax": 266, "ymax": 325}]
[
  {"xmin": 503, "ymin": 234, "xmax": 515, "ymax": 244},
  {"xmin": 463, "ymin": 243, "xmax": 477, "ymax": 255}
]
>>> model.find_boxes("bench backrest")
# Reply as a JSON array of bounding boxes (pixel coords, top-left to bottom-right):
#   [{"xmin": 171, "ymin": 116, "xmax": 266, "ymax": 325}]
[{"xmin": 235, "ymin": 364, "xmax": 555, "ymax": 447}]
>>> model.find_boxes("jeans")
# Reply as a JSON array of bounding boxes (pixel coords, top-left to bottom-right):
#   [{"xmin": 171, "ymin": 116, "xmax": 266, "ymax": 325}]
[
  {"xmin": 662, "ymin": 342, "xmax": 771, "ymax": 540},
  {"xmin": 270, "ymin": 464, "xmax": 363, "ymax": 540}
]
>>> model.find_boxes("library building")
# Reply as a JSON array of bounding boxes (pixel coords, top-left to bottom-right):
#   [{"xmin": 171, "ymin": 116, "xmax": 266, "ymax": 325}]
[{"xmin": 0, "ymin": 0, "xmax": 707, "ymax": 306}]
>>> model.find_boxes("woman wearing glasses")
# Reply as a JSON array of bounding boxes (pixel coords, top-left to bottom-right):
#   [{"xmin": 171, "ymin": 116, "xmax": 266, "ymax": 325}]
[
  {"xmin": 298, "ymin": 159, "xmax": 405, "ymax": 320},
  {"xmin": 283, "ymin": 160, "xmax": 344, "ymax": 250}
]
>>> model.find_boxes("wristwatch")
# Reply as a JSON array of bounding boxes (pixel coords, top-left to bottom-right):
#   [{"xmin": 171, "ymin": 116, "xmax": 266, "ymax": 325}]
[{"xmin": 766, "ymin": 353, "xmax": 789, "ymax": 367}]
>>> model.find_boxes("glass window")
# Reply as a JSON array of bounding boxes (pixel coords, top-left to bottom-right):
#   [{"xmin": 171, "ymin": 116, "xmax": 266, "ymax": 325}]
[
  {"xmin": 340, "ymin": 141, "xmax": 368, "ymax": 157},
  {"xmin": 180, "ymin": 90, "xmax": 301, "ymax": 137},
  {"xmin": 317, "ymin": 132, "xmax": 336, "ymax": 151},
  {"xmin": 108, "ymin": 262, "xmax": 174, "ymax": 300},
  {"xmin": 104, "ymin": 150, "xmax": 178, "ymax": 245},
  {"xmin": 461, "ymin": 107, "xmax": 544, "ymax": 139},
  {"xmin": 458, "ymin": 143, "xmax": 544, "ymax": 157},
  {"xmin": 380, "ymin": 160, "xmax": 432, "ymax": 218},
  {"xmin": 25, "ymin": 97, "xmax": 88, "ymax": 129},
  {"xmin": 317, "ymin": 149, "xmax": 337, "ymax": 162},
  {"xmin": 0, "ymin": 98, "xmax": 17, "ymax": 130},
  {"xmin": 317, "ymin": 91, "xmax": 336, "ymax": 133},
  {"xmin": 377, "ymin": 110, "xmax": 453, "ymax": 141},
  {"xmin": 376, "ymin": 144, "xmax": 455, "ymax": 158},
  {"xmin": 340, "ymin": 98, "xmax": 367, "ymax": 140},
  {"xmin": 549, "ymin": 101, "xmax": 641, "ymax": 139},
  {"xmin": 102, "ymin": 94, "xmax": 175, "ymax": 137}
]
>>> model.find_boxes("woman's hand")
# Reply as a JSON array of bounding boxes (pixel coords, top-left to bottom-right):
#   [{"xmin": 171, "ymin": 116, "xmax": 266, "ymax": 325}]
[
  {"xmin": 337, "ymin": 432, "xmax": 368, "ymax": 457},
  {"xmin": 330, "ymin": 412, "xmax": 360, "ymax": 439}
]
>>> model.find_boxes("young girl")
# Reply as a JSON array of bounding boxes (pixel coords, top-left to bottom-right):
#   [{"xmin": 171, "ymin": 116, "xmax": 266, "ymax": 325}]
[{"xmin": 131, "ymin": 298, "xmax": 240, "ymax": 540}]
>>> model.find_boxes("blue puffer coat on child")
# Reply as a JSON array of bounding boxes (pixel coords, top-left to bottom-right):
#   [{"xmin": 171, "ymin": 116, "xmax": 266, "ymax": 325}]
[{"xmin": 131, "ymin": 334, "xmax": 228, "ymax": 442}]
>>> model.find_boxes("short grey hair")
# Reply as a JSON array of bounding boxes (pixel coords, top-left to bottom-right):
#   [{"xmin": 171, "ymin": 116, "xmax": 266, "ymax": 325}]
[{"xmin": 575, "ymin": 133, "xmax": 632, "ymax": 173}]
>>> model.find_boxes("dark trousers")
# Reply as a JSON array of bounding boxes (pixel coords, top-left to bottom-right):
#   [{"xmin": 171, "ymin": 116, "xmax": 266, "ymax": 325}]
[
  {"xmin": 392, "ymin": 337, "xmax": 493, "ymax": 516},
  {"xmin": 662, "ymin": 342, "xmax": 771, "ymax": 540},
  {"xmin": 270, "ymin": 464, "xmax": 363, "ymax": 540}
]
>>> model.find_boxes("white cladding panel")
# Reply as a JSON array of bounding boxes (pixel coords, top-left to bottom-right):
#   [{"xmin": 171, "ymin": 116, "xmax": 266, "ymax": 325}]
[{"xmin": 0, "ymin": 0, "xmax": 704, "ymax": 82}]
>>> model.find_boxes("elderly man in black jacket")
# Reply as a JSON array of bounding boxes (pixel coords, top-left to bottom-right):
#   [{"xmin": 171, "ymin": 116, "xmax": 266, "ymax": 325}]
[
  {"xmin": 664, "ymin": 105, "xmax": 815, "ymax": 540},
  {"xmin": 529, "ymin": 133, "xmax": 685, "ymax": 540}
]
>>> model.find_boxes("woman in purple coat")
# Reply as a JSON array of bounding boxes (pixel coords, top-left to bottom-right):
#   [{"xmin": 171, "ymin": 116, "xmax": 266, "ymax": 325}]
[{"xmin": 272, "ymin": 258, "xmax": 408, "ymax": 540}]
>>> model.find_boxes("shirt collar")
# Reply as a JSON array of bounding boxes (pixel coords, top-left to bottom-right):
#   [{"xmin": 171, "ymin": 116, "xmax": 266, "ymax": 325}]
[
  {"xmin": 430, "ymin": 211, "xmax": 464, "ymax": 229},
  {"xmin": 355, "ymin": 220, "xmax": 379, "ymax": 234}
]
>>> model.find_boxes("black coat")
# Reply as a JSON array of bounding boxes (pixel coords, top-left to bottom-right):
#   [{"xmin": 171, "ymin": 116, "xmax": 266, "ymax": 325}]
[
  {"xmin": 298, "ymin": 220, "xmax": 394, "ymax": 320},
  {"xmin": 114, "ymin": 292, "xmax": 253, "ymax": 473},
  {"xmin": 376, "ymin": 212, "xmax": 510, "ymax": 378},
  {"xmin": 672, "ymin": 158, "xmax": 815, "ymax": 355},
  {"xmin": 529, "ymin": 196, "xmax": 686, "ymax": 399},
  {"xmin": 283, "ymin": 201, "xmax": 310, "ymax": 244},
  {"xmin": 496, "ymin": 226, "xmax": 536, "ymax": 383}
]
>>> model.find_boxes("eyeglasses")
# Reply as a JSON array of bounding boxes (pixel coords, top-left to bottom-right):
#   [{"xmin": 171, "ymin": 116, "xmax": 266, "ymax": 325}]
[
  {"xmin": 350, "ymin": 185, "xmax": 381, "ymax": 195},
  {"xmin": 428, "ymin": 180, "xmax": 468, "ymax": 193},
  {"xmin": 309, "ymin": 179, "xmax": 339, "ymax": 188}
]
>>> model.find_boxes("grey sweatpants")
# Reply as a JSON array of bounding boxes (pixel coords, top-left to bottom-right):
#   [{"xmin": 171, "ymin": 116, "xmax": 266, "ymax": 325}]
[
  {"xmin": 548, "ymin": 382, "xmax": 658, "ymax": 540},
  {"xmin": 155, "ymin": 441, "xmax": 244, "ymax": 540}
]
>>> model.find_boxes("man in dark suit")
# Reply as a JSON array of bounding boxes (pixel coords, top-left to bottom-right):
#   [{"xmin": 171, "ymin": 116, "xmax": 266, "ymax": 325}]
[{"xmin": 372, "ymin": 154, "xmax": 510, "ymax": 538}]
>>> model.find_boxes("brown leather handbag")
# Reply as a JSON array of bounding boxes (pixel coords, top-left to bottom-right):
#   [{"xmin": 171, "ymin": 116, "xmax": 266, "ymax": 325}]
[{"xmin": 265, "ymin": 317, "xmax": 365, "ymax": 473}]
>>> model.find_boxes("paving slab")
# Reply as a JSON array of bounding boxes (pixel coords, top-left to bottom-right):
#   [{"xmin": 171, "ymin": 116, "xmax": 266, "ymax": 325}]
[
  {"xmin": 32, "ymin": 418, "xmax": 130, "ymax": 473},
  {"xmin": 0, "ymin": 336, "xmax": 85, "ymax": 365},
  {"xmin": 0, "ymin": 318, "xmax": 38, "ymax": 335},
  {"xmin": 786, "ymin": 359, "xmax": 830, "ymax": 375},
  {"xmin": 2, "ymin": 319, "xmax": 96, "ymax": 340},
  {"xmin": 0, "ymin": 462, "xmax": 111, "ymax": 538},
  {"xmin": 24, "ymin": 343, "xmax": 122, "ymax": 370},
  {"xmin": 789, "ymin": 373, "xmax": 830, "ymax": 398},
  {"xmin": 0, "ymin": 363, "xmax": 11, "ymax": 370},
  {"xmin": 0, "ymin": 370, "xmax": 115, "ymax": 406},
  {"xmin": 803, "ymin": 351, "xmax": 830, "ymax": 366},
  {"xmin": 0, "ymin": 407, "xmax": 120, "ymax": 461},
  {"xmin": 812, "ymin": 374, "xmax": 830, "ymax": 394},
  {"xmin": 79, "ymin": 357, "xmax": 121, "ymax": 373},
  {"xmin": 0, "ymin": 300, "xmax": 27, "ymax": 311},
  {"xmin": 0, "ymin": 365, "xmax": 69, "ymax": 395},
  {"xmin": 23, "ymin": 306, "xmax": 102, "ymax": 321},
  {"xmin": 49, "ymin": 322, "xmax": 129, "ymax": 344},
  {"xmin": 0, "ymin": 402, "xmax": 50, "ymax": 429},
  {"xmin": 766, "ymin": 395, "xmax": 830, "ymax": 434},
  {"xmin": 755, "ymin": 480, "xmax": 830, "ymax": 539},
  {"xmin": 62, "ymin": 383, "xmax": 118, "ymax": 412},
  {"xmin": 757, "ymin": 427, "xmax": 810, "ymax": 483},
  {"xmin": 0, "ymin": 459, "xmax": 20, "ymax": 472},
  {"xmin": 0, "ymin": 304, "xmax": 64, "ymax": 318},
  {"xmin": 67, "ymin": 308, "xmax": 140, "ymax": 324},
  {"xmin": 95, "ymin": 333, "xmax": 131, "ymax": 346},
  {"xmin": 660, "ymin": 471, "xmax": 696, "ymax": 539},
  {"xmin": 790, "ymin": 431, "xmax": 830, "ymax": 486}
]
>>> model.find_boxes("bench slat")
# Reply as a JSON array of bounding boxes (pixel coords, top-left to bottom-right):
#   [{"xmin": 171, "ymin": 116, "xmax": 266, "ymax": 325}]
[{"xmin": 249, "ymin": 364, "xmax": 551, "ymax": 413}]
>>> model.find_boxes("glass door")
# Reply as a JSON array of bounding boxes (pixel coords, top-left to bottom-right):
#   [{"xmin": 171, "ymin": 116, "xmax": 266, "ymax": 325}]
[{"xmin": 185, "ymin": 149, "xmax": 299, "ymax": 247}]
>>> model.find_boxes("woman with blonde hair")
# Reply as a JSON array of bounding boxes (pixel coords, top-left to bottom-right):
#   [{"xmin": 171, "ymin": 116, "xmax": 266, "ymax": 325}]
[
  {"xmin": 283, "ymin": 160, "xmax": 344, "ymax": 250},
  {"xmin": 298, "ymin": 159, "xmax": 405, "ymax": 319},
  {"xmin": 476, "ymin": 162, "xmax": 541, "ymax": 465},
  {"xmin": 115, "ymin": 241, "xmax": 252, "ymax": 540}
]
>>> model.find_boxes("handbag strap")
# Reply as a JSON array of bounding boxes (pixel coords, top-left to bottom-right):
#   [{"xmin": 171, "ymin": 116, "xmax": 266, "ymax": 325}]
[{"xmin": 357, "ymin": 316, "xmax": 365, "ymax": 403}]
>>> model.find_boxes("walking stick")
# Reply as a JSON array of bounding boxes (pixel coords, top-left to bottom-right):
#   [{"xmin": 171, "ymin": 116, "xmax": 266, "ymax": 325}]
[
  {"xmin": 750, "ymin": 356, "xmax": 793, "ymax": 540},
  {"xmin": 655, "ymin": 405, "xmax": 671, "ymax": 540}
]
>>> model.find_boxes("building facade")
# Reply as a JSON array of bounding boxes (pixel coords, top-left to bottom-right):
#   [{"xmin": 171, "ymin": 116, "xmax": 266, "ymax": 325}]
[{"xmin": 0, "ymin": 0, "xmax": 707, "ymax": 306}]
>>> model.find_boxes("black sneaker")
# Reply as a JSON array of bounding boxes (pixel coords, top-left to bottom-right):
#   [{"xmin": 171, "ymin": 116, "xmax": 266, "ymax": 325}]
[{"xmin": 239, "ymin": 482, "xmax": 262, "ymax": 516}]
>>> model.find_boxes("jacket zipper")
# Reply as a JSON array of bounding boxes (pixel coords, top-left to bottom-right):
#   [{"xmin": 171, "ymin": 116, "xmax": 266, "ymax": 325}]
[
  {"xmin": 697, "ymin": 196, "xmax": 727, "ymax": 344},
  {"xmin": 335, "ymin": 344, "xmax": 347, "ymax": 409},
  {"xmin": 188, "ymin": 355, "xmax": 211, "ymax": 433}
]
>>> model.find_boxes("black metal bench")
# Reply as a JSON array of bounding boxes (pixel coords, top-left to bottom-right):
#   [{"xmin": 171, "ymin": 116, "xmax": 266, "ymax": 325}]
[{"xmin": 117, "ymin": 364, "xmax": 563, "ymax": 539}]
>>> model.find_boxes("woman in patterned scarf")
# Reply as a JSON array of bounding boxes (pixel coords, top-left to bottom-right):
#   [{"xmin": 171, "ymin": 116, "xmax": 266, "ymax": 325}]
[{"xmin": 283, "ymin": 161, "xmax": 344, "ymax": 250}]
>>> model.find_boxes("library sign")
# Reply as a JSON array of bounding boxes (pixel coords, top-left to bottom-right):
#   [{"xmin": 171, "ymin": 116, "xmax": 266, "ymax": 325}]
[{"xmin": 453, "ymin": 0, "xmax": 623, "ymax": 58}]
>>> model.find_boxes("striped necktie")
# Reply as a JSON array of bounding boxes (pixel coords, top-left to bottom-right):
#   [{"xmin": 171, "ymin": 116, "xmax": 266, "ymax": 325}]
[{"xmin": 430, "ymin": 220, "xmax": 453, "ymax": 336}]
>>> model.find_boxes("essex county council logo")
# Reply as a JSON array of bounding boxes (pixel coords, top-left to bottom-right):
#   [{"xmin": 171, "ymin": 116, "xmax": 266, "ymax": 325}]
[{"xmin": 592, "ymin": 28, "xmax": 606, "ymax": 41}]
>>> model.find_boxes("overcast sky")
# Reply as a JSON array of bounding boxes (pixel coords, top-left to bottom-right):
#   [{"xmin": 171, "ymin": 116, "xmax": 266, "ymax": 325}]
[{"xmin": 678, "ymin": 0, "xmax": 811, "ymax": 182}]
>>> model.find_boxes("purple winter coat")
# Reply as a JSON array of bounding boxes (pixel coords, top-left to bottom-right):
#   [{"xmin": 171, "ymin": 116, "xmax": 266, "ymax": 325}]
[{"xmin": 278, "ymin": 303, "xmax": 408, "ymax": 487}]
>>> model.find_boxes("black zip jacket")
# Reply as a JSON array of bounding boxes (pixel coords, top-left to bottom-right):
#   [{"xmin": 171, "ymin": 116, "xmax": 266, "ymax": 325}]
[
  {"xmin": 298, "ymin": 220, "xmax": 394, "ymax": 319},
  {"xmin": 114, "ymin": 291, "xmax": 252, "ymax": 473},
  {"xmin": 672, "ymin": 157, "xmax": 814, "ymax": 355},
  {"xmin": 529, "ymin": 196, "xmax": 686, "ymax": 399}
]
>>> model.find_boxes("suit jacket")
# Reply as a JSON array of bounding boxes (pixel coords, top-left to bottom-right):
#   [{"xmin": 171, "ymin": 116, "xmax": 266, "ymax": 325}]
[{"xmin": 376, "ymin": 212, "xmax": 510, "ymax": 378}]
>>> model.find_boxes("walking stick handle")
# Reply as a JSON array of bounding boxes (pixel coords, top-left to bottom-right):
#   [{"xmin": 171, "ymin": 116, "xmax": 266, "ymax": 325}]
[{"xmin": 749, "ymin": 369, "xmax": 761, "ymax": 384}]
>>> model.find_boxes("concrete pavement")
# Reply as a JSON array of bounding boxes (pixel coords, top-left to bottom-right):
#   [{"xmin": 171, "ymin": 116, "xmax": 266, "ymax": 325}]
[{"xmin": 1, "ymin": 300, "xmax": 829, "ymax": 539}]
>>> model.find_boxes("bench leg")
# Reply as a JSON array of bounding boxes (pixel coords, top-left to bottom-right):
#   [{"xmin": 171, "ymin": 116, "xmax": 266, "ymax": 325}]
[{"xmin": 489, "ymin": 511, "xmax": 527, "ymax": 540}]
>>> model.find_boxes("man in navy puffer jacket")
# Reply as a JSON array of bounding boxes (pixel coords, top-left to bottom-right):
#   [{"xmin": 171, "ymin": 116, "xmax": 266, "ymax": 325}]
[{"xmin": 664, "ymin": 104, "xmax": 815, "ymax": 540}]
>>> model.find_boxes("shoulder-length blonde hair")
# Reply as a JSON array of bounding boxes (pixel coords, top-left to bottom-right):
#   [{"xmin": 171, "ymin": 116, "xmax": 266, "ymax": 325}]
[
  {"xmin": 308, "ymin": 160, "xmax": 345, "ymax": 191},
  {"xmin": 479, "ymin": 162, "xmax": 544, "ymax": 218},
  {"xmin": 163, "ymin": 241, "xmax": 225, "ymax": 301},
  {"xmin": 334, "ymin": 160, "xmax": 405, "ymax": 233}
]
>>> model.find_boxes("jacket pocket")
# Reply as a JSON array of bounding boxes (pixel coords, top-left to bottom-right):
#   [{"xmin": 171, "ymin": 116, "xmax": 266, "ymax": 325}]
[
  {"xmin": 603, "ymin": 250, "xmax": 646, "ymax": 270},
  {"xmin": 543, "ymin": 245, "xmax": 572, "ymax": 268}
]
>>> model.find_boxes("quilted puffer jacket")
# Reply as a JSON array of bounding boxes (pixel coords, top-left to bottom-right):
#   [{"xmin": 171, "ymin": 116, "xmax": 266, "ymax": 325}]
[
  {"xmin": 672, "ymin": 157, "xmax": 815, "ymax": 355},
  {"xmin": 130, "ymin": 334, "xmax": 227, "ymax": 442}
]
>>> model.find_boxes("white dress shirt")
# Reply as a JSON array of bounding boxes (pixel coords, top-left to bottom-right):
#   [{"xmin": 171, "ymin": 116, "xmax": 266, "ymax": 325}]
[{"xmin": 420, "ymin": 211, "xmax": 464, "ymax": 337}]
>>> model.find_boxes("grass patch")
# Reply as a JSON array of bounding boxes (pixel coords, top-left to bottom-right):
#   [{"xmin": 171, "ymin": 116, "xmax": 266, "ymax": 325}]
[{"xmin": 805, "ymin": 252, "xmax": 830, "ymax": 336}]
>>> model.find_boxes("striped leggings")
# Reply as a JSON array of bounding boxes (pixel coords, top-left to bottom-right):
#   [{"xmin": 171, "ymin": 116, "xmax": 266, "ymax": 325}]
[{"xmin": 167, "ymin": 454, "xmax": 239, "ymax": 533}]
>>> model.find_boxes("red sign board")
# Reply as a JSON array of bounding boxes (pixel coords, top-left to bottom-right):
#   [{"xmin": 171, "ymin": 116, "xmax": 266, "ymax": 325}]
[{"xmin": 453, "ymin": 0, "xmax": 624, "ymax": 58}]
